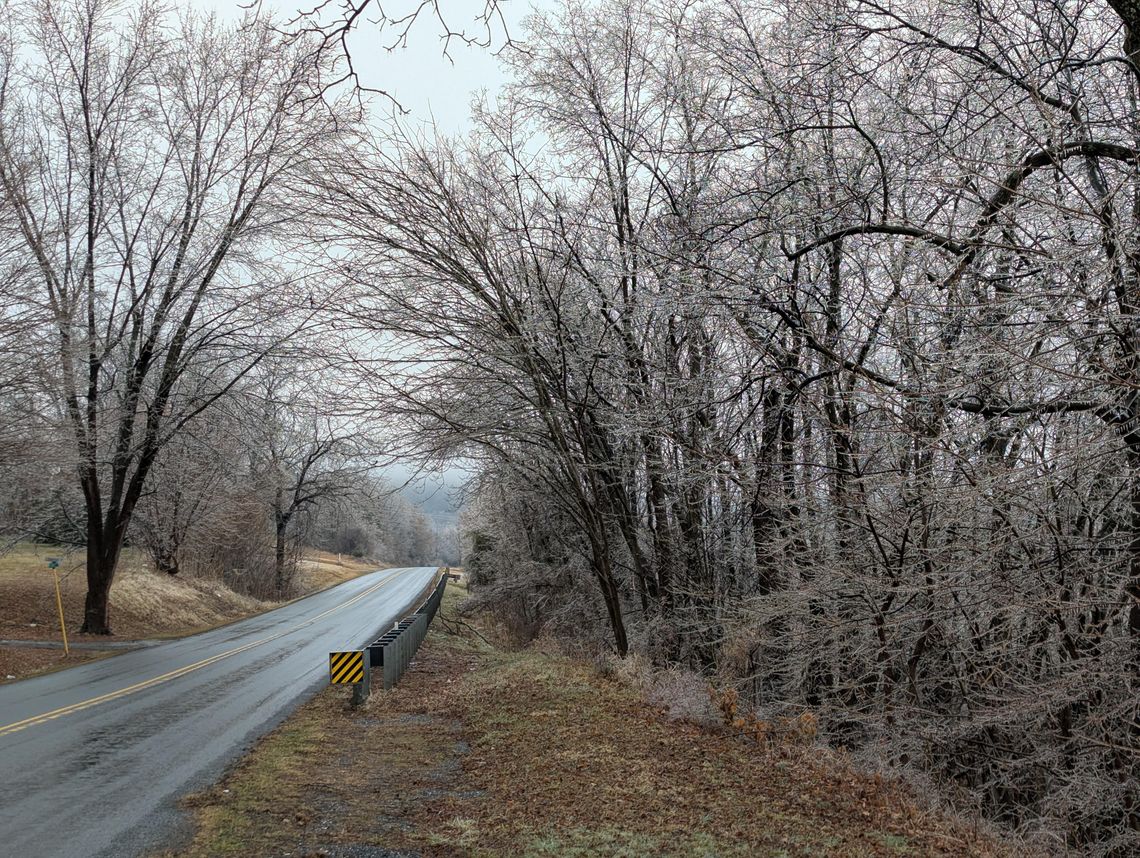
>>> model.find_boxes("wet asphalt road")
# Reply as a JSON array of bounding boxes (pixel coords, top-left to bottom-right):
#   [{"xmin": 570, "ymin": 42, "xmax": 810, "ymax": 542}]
[{"xmin": 0, "ymin": 566, "xmax": 437, "ymax": 858}]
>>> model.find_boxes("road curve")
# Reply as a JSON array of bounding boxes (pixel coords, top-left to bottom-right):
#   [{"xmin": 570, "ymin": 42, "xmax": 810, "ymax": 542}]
[{"xmin": 0, "ymin": 566, "xmax": 438, "ymax": 858}]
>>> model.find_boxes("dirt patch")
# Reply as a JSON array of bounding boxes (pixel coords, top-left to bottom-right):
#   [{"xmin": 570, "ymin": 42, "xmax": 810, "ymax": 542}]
[
  {"xmin": 0, "ymin": 645, "xmax": 115, "ymax": 682},
  {"xmin": 167, "ymin": 584, "xmax": 1028, "ymax": 858}
]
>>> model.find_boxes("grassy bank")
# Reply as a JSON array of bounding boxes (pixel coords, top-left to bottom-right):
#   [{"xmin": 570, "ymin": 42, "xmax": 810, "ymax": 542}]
[
  {"xmin": 165, "ymin": 583, "xmax": 1026, "ymax": 858},
  {"xmin": 0, "ymin": 544, "xmax": 381, "ymax": 682}
]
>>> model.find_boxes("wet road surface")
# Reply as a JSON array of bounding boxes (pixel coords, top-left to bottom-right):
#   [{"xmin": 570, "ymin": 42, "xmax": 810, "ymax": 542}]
[{"xmin": 0, "ymin": 566, "xmax": 437, "ymax": 857}]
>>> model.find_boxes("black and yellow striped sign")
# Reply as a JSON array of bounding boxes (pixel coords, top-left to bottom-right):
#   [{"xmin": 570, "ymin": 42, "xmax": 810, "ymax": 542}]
[{"xmin": 329, "ymin": 650, "xmax": 365, "ymax": 684}]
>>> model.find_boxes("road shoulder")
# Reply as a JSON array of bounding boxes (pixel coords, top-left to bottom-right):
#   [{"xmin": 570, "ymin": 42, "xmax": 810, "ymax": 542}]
[{"xmin": 163, "ymin": 584, "xmax": 1024, "ymax": 858}]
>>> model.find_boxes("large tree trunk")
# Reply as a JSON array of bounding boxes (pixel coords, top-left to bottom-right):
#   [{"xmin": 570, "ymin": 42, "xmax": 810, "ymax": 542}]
[
  {"xmin": 80, "ymin": 574, "xmax": 112, "ymax": 635},
  {"xmin": 79, "ymin": 521, "xmax": 120, "ymax": 635}
]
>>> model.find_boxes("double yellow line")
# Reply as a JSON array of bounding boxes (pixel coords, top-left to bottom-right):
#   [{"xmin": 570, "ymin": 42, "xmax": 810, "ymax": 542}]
[{"xmin": 0, "ymin": 569, "xmax": 402, "ymax": 739}]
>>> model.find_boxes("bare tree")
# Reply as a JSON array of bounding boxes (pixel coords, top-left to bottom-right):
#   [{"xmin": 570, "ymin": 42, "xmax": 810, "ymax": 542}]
[
  {"xmin": 130, "ymin": 400, "xmax": 246, "ymax": 577},
  {"xmin": 316, "ymin": 0, "xmax": 1140, "ymax": 851},
  {"xmin": 243, "ymin": 363, "xmax": 374, "ymax": 596},
  {"xmin": 0, "ymin": 0, "xmax": 353, "ymax": 632},
  {"xmin": 275, "ymin": 0, "xmax": 511, "ymax": 96}
]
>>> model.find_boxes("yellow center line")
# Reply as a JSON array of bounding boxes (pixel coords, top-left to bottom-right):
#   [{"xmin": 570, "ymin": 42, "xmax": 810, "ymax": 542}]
[{"xmin": 0, "ymin": 570, "xmax": 405, "ymax": 738}]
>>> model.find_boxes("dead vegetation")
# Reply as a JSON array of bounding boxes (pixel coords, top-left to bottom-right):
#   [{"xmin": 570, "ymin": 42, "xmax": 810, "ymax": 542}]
[
  {"xmin": 0, "ymin": 544, "xmax": 379, "ymax": 682},
  {"xmin": 297, "ymin": 550, "xmax": 389, "ymax": 591},
  {"xmin": 167, "ymin": 584, "xmax": 1030, "ymax": 858}
]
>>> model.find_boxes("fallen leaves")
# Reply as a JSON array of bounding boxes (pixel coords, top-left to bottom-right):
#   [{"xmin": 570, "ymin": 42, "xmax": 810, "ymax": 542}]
[{"xmin": 169, "ymin": 587, "xmax": 1030, "ymax": 858}]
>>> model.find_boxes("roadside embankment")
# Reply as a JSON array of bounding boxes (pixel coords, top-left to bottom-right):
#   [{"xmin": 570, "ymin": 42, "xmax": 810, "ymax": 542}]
[
  {"xmin": 165, "ymin": 581, "xmax": 1027, "ymax": 858},
  {"xmin": 0, "ymin": 544, "xmax": 381, "ymax": 682}
]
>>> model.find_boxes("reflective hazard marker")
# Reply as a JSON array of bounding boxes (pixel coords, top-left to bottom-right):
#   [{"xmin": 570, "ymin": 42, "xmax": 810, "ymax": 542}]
[{"xmin": 329, "ymin": 650, "xmax": 365, "ymax": 684}]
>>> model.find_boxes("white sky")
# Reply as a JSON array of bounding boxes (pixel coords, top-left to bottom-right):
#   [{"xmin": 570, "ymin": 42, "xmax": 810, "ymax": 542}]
[
  {"xmin": 185, "ymin": 2, "xmax": 554, "ymax": 520},
  {"xmin": 188, "ymin": 1, "xmax": 555, "ymax": 516},
  {"xmin": 192, "ymin": 0, "xmax": 552, "ymax": 134}
]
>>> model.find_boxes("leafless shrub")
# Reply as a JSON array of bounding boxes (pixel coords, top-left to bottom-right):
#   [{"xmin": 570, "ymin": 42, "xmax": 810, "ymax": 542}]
[{"xmin": 646, "ymin": 668, "xmax": 721, "ymax": 727}]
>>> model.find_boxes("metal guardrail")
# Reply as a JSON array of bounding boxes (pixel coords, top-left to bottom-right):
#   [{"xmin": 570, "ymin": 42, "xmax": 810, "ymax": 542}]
[
  {"xmin": 326, "ymin": 569, "xmax": 449, "ymax": 701},
  {"xmin": 330, "ymin": 572, "xmax": 449, "ymax": 704}
]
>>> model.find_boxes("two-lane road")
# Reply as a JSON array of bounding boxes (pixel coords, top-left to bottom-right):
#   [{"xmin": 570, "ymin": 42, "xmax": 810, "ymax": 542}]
[{"xmin": 0, "ymin": 566, "xmax": 437, "ymax": 857}]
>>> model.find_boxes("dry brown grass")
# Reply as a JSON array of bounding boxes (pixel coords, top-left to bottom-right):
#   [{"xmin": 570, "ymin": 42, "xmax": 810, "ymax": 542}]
[
  {"xmin": 0, "ymin": 543, "xmax": 274, "ymax": 683},
  {"xmin": 167, "ymin": 583, "xmax": 1031, "ymax": 858},
  {"xmin": 0, "ymin": 543, "xmax": 271, "ymax": 643},
  {"xmin": 296, "ymin": 550, "xmax": 386, "ymax": 591},
  {"xmin": 0, "ymin": 544, "xmax": 385, "ymax": 684}
]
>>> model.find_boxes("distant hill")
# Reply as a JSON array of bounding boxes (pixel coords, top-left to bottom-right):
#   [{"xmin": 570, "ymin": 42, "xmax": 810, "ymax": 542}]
[{"xmin": 384, "ymin": 464, "xmax": 468, "ymax": 527}]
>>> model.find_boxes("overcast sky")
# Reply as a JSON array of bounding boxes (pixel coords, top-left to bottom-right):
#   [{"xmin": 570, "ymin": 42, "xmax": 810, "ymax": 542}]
[
  {"xmin": 187, "ymin": 1, "xmax": 553, "ymax": 518},
  {"xmin": 193, "ymin": 0, "xmax": 550, "ymax": 134}
]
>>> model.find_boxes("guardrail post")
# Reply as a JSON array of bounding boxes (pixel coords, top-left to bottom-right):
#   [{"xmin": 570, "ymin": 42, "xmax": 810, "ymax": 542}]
[
  {"xmin": 384, "ymin": 634, "xmax": 397, "ymax": 689},
  {"xmin": 351, "ymin": 658, "xmax": 370, "ymax": 706},
  {"xmin": 352, "ymin": 572, "xmax": 451, "ymax": 692}
]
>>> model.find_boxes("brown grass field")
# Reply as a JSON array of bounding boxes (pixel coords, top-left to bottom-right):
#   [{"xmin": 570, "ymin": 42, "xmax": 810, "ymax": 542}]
[{"xmin": 0, "ymin": 544, "xmax": 381, "ymax": 682}]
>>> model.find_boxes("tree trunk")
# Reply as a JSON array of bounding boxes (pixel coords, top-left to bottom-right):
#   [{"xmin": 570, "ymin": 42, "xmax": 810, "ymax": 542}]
[
  {"xmin": 275, "ymin": 515, "xmax": 289, "ymax": 598},
  {"xmin": 588, "ymin": 528, "xmax": 628, "ymax": 656},
  {"xmin": 1106, "ymin": 1, "xmax": 1140, "ymax": 83},
  {"xmin": 81, "ymin": 583, "xmax": 112, "ymax": 635},
  {"xmin": 79, "ymin": 532, "xmax": 117, "ymax": 635}
]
